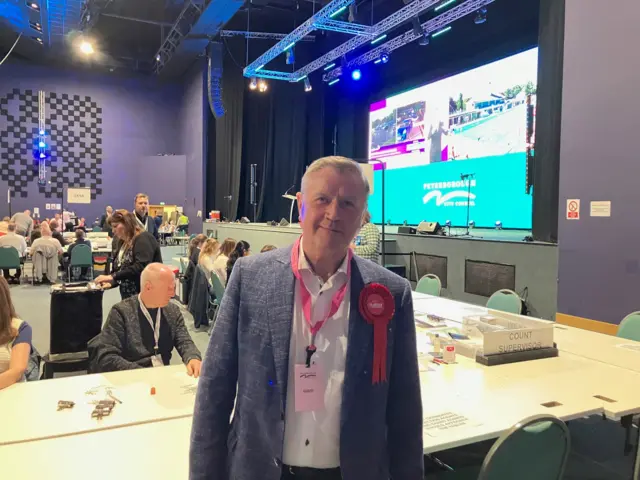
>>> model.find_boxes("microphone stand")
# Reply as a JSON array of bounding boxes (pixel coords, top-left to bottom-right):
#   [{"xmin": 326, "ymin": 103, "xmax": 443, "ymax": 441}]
[{"xmin": 451, "ymin": 173, "xmax": 482, "ymax": 239}]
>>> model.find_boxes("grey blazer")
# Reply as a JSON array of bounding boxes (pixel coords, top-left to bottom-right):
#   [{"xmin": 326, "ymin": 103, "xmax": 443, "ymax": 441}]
[{"xmin": 190, "ymin": 245, "xmax": 423, "ymax": 480}]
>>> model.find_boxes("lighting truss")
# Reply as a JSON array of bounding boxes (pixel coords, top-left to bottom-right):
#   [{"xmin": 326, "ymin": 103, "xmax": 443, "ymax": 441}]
[
  {"xmin": 244, "ymin": 0, "xmax": 444, "ymax": 82},
  {"xmin": 220, "ymin": 30, "xmax": 316, "ymax": 41},
  {"xmin": 243, "ymin": 0, "xmax": 355, "ymax": 78},
  {"xmin": 323, "ymin": 0, "xmax": 494, "ymax": 82},
  {"xmin": 313, "ymin": 19, "xmax": 373, "ymax": 36},
  {"xmin": 154, "ymin": 0, "xmax": 203, "ymax": 74}
]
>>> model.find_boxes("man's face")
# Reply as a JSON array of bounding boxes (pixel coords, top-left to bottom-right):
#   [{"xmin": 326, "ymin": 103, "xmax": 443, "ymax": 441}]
[
  {"xmin": 146, "ymin": 273, "xmax": 175, "ymax": 307},
  {"xmin": 296, "ymin": 167, "xmax": 366, "ymax": 255},
  {"xmin": 106, "ymin": 207, "xmax": 113, "ymax": 215},
  {"xmin": 135, "ymin": 197, "xmax": 149, "ymax": 216}
]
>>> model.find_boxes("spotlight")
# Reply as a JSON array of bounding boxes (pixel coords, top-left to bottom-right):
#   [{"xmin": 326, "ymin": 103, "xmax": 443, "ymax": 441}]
[
  {"xmin": 32, "ymin": 36, "xmax": 43, "ymax": 45},
  {"xmin": 469, "ymin": 220, "xmax": 475, "ymax": 228},
  {"xmin": 30, "ymin": 22, "xmax": 42, "ymax": 32},
  {"xmin": 351, "ymin": 69, "xmax": 361, "ymax": 81},
  {"xmin": 39, "ymin": 152, "xmax": 45, "ymax": 159},
  {"xmin": 38, "ymin": 141, "xmax": 46, "ymax": 148},
  {"xmin": 285, "ymin": 48, "xmax": 295, "ymax": 65},
  {"xmin": 79, "ymin": 41, "xmax": 94, "ymax": 55},
  {"xmin": 381, "ymin": 52, "xmax": 389, "ymax": 64},
  {"xmin": 27, "ymin": 1, "xmax": 40, "ymax": 11},
  {"xmin": 495, "ymin": 220, "xmax": 502, "ymax": 230},
  {"xmin": 412, "ymin": 18, "xmax": 429, "ymax": 46},
  {"xmin": 432, "ymin": 26, "xmax": 451, "ymax": 38},
  {"xmin": 328, "ymin": 78, "xmax": 340, "ymax": 86},
  {"xmin": 324, "ymin": 63, "xmax": 336, "ymax": 71},
  {"xmin": 249, "ymin": 77, "xmax": 258, "ymax": 90},
  {"xmin": 304, "ymin": 77, "xmax": 312, "ymax": 92},
  {"xmin": 474, "ymin": 7, "xmax": 487, "ymax": 24},
  {"xmin": 39, "ymin": 129, "xmax": 45, "ymax": 135},
  {"xmin": 371, "ymin": 34, "xmax": 387, "ymax": 45},
  {"xmin": 156, "ymin": 54, "xmax": 161, "ymax": 61},
  {"xmin": 329, "ymin": 6, "xmax": 346, "ymax": 18},
  {"xmin": 257, "ymin": 79, "xmax": 268, "ymax": 92}
]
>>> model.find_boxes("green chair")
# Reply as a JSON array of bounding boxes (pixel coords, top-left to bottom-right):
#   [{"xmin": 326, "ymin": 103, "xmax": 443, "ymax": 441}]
[
  {"xmin": 487, "ymin": 289, "xmax": 522, "ymax": 314},
  {"xmin": 415, "ymin": 274, "xmax": 442, "ymax": 296},
  {"xmin": 478, "ymin": 415, "xmax": 570, "ymax": 480},
  {"xmin": 67, "ymin": 244, "xmax": 94, "ymax": 281},
  {"xmin": 92, "ymin": 226, "xmax": 102, "ymax": 233},
  {"xmin": 617, "ymin": 311, "xmax": 640, "ymax": 341},
  {"xmin": 208, "ymin": 271, "xmax": 226, "ymax": 334},
  {"xmin": 0, "ymin": 246, "xmax": 22, "ymax": 284}
]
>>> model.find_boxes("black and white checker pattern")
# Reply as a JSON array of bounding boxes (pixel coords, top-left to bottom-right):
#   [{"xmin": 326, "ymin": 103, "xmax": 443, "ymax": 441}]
[{"xmin": 0, "ymin": 89, "xmax": 103, "ymax": 199}]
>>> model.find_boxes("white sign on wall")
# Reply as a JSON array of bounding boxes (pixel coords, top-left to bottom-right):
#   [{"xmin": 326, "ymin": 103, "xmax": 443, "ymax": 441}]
[
  {"xmin": 590, "ymin": 201, "xmax": 611, "ymax": 217},
  {"xmin": 67, "ymin": 188, "xmax": 92, "ymax": 204}
]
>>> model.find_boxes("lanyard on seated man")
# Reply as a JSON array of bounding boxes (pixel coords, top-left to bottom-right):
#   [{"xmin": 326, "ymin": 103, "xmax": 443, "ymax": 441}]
[{"xmin": 138, "ymin": 295, "xmax": 163, "ymax": 367}]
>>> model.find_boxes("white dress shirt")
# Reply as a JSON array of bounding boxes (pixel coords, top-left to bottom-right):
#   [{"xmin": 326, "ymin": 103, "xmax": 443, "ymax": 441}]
[
  {"xmin": 0, "ymin": 232, "xmax": 28, "ymax": 257},
  {"xmin": 283, "ymin": 240, "xmax": 350, "ymax": 468}
]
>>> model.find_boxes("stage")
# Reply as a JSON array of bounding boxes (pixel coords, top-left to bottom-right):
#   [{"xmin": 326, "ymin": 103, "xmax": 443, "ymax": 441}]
[{"xmin": 203, "ymin": 222, "xmax": 558, "ymax": 320}]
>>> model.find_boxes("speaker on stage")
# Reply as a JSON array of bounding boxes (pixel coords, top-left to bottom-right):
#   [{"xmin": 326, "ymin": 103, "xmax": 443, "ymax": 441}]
[
  {"xmin": 417, "ymin": 221, "xmax": 442, "ymax": 235},
  {"xmin": 398, "ymin": 226, "xmax": 417, "ymax": 235}
]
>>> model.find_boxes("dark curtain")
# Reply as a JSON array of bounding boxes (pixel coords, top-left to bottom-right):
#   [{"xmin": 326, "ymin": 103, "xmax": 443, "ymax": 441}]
[
  {"xmin": 532, "ymin": 0, "xmax": 564, "ymax": 243},
  {"xmin": 214, "ymin": 54, "xmax": 244, "ymax": 221},
  {"xmin": 237, "ymin": 80, "xmax": 325, "ymax": 222}
]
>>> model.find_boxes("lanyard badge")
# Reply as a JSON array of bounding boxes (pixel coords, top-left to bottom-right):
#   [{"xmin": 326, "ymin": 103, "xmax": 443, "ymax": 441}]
[{"xmin": 138, "ymin": 295, "xmax": 162, "ymax": 356}]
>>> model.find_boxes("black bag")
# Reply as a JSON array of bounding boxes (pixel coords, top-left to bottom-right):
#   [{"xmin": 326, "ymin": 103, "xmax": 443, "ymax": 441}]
[{"xmin": 50, "ymin": 284, "xmax": 103, "ymax": 355}]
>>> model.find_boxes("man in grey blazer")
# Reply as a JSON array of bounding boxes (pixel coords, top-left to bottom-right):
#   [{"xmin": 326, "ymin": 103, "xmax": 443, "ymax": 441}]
[{"xmin": 190, "ymin": 156, "xmax": 423, "ymax": 480}]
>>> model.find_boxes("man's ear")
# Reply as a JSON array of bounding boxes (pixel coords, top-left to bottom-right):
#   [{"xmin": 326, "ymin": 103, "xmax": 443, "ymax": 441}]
[{"xmin": 296, "ymin": 192, "xmax": 305, "ymax": 221}]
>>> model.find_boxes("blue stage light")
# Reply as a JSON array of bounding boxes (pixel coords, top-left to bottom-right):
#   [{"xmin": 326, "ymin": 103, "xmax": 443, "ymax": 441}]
[
  {"xmin": 328, "ymin": 78, "xmax": 340, "ymax": 86},
  {"xmin": 381, "ymin": 53, "xmax": 389, "ymax": 64},
  {"xmin": 38, "ymin": 141, "xmax": 45, "ymax": 148},
  {"xmin": 374, "ymin": 59, "xmax": 382, "ymax": 65},
  {"xmin": 39, "ymin": 152, "xmax": 45, "ymax": 159},
  {"xmin": 39, "ymin": 129, "xmax": 45, "ymax": 135},
  {"xmin": 329, "ymin": 6, "xmax": 347, "ymax": 18},
  {"xmin": 324, "ymin": 63, "xmax": 336, "ymax": 71},
  {"xmin": 371, "ymin": 34, "xmax": 387, "ymax": 45},
  {"xmin": 351, "ymin": 69, "xmax": 361, "ymax": 81}
]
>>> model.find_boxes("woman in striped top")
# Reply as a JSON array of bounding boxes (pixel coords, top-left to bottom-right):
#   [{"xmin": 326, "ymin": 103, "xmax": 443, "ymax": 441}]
[{"xmin": 0, "ymin": 276, "xmax": 32, "ymax": 390}]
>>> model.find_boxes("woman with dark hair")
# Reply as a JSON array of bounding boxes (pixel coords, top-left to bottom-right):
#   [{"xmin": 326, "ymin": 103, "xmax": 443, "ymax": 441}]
[
  {"xmin": 95, "ymin": 209, "xmax": 162, "ymax": 299},
  {"xmin": 0, "ymin": 276, "xmax": 31, "ymax": 390},
  {"xmin": 226, "ymin": 240, "xmax": 250, "ymax": 281}
]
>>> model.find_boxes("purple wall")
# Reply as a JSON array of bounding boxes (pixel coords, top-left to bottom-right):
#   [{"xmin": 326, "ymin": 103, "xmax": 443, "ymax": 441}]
[
  {"xmin": 179, "ymin": 60, "xmax": 206, "ymax": 232},
  {"xmin": 138, "ymin": 155, "xmax": 187, "ymax": 208},
  {"xmin": 0, "ymin": 61, "xmax": 183, "ymax": 223},
  {"xmin": 557, "ymin": 0, "xmax": 640, "ymax": 324}
]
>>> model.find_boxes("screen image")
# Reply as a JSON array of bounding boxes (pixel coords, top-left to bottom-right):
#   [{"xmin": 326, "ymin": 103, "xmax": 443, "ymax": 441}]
[{"xmin": 368, "ymin": 48, "xmax": 538, "ymax": 229}]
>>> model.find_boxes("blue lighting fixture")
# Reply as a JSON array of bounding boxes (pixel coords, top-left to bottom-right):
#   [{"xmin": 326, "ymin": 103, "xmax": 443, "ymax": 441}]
[
  {"xmin": 256, "ymin": 64, "xmax": 264, "ymax": 71},
  {"xmin": 328, "ymin": 78, "xmax": 340, "ymax": 86},
  {"xmin": 381, "ymin": 52, "xmax": 389, "ymax": 64},
  {"xmin": 324, "ymin": 63, "xmax": 336, "ymax": 71},
  {"xmin": 351, "ymin": 68, "xmax": 361, "ymax": 81},
  {"xmin": 329, "ymin": 5, "xmax": 347, "ymax": 18},
  {"xmin": 304, "ymin": 77, "xmax": 312, "ymax": 92},
  {"xmin": 38, "ymin": 141, "xmax": 46, "ymax": 148},
  {"xmin": 495, "ymin": 220, "xmax": 502, "ymax": 230},
  {"xmin": 284, "ymin": 41, "xmax": 296, "ymax": 51},
  {"xmin": 432, "ymin": 26, "xmax": 451, "ymax": 37},
  {"xmin": 286, "ymin": 48, "xmax": 295, "ymax": 65},
  {"xmin": 39, "ymin": 129, "xmax": 45, "ymax": 135},
  {"xmin": 435, "ymin": 0, "xmax": 456, "ymax": 11},
  {"xmin": 27, "ymin": 1, "xmax": 40, "ymax": 11},
  {"xmin": 371, "ymin": 34, "xmax": 387, "ymax": 45},
  {"xmin": 39, "ymin": 152, "xmax": 45, "ymax": 159},
  {"xmin": 374, "ymin": 59, "xmax": 381, "ymax": 65},
  {"xmin": 474, "ymin": 7, "xmax": 487, "ymax": 24}
]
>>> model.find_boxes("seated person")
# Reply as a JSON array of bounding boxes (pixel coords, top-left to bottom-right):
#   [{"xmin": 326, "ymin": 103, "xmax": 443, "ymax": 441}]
[
  {"xmin": 226, "ymin": 240, "xmax": 250, "ymax": 282},
  {"xmin": 48, "ymin": 220, "xmax": 67, "ymax": 247},
  {"xmin": 0, "ymin": 222, "xmax": 27, "ymax": 284},
  {"xmin": 0, "ymin": 276, "xmax": 31, "ymax": 390},
  {"xmin": 198, "ymin": 238, "xmax": 220, "ymax": 279},
  {"xmin": 30, "ymin": 226, "xmax": 42, "ymax": 244},
  {"xmin": 30, "ymin": 222, "xmax": 64, "ymax": 284},
  {"xmin": 64, "ymin": 228, "xmax": 92, "ymax": 279},
  {"xmin": 260, "ymin": 244, "xmax": 277, "ymax": 253},
  {"xmin": 88, "ymin": 263, "xmax": 202, "ymax": 376}
]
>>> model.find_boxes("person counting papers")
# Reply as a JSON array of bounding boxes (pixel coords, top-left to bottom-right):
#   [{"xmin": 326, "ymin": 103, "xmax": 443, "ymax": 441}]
[{"xmin": 89, "ymin": 263, "xmax": 202, "ymax": 376}]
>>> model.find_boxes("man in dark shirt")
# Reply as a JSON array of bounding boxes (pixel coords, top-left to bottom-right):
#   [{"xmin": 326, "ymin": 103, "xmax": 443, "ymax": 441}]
[
  {"xmin": 134, "ymin": 193, "xmax": 159, "ymax": 240},
  {"xmin": 48, "ymin": 220, "xmax": 67, "ymax": 247},
  {"xmin": 88, "ymin": 263, "xmax": 201, "ymax": 375},
  {"xmin": 64, "ymin": 228, "xmax": 92, "ymax": 280}
]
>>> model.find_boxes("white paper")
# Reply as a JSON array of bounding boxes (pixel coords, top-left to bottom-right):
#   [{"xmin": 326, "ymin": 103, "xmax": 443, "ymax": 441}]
[
  {"xmin": 45, "ymin": 204, "xmax": 51, "ymax": 210},
  {"xmin": 55, "ymin": 203, "xmax": 61, "ymax": 210},
  {"xmin": 616, "ymin": 344, "xmax": 640, "ymax": 352},
  {"xmin": 566, "ymin": 199, "xmax": 580, "ymax": 220},
  {"xmin": 590, "ymin": 201, "xmax": 611, "ymax": 217},
  {"xmin": 423, "ymin": 412, "xmax": 481, "ymax": 437},
  {"xmin": 33, "ymin": 207, "xmax": 39, "ymax": 215}
]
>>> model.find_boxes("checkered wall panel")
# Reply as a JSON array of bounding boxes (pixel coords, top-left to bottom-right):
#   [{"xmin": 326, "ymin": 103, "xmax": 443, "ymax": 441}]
[{"xmin": 0, "ymin": 89, "xmax": 103, "ymax": 199}]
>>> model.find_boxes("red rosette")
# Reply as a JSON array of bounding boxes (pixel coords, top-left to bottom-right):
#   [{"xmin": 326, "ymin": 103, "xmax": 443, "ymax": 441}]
[{"xmin": 359, "ymin": 283, "xmax": 395, "ymax": 384}]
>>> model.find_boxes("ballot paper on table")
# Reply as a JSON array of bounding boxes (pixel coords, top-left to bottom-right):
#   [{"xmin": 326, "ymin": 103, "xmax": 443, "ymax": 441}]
[
  {"xmin": 423, "ymin": 411, "xmax": 483, "ymax": 437},
  {"xmin": 616, "ymin": 343, "xmax": 640, "ymax": 352}
]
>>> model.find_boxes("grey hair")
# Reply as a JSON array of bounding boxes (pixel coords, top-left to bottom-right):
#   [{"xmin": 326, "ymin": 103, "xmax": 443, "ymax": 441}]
[{"xmin": 301, "ymin": 156, "xmax": 370, "ymax": 195}]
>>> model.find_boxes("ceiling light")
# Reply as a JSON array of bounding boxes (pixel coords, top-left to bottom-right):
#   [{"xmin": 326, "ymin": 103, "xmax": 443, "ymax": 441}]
[
  {"xmin": 285, "ymin": 48, "xmax": 295, "ymax": 65},
  {"xmin": 432, "ymin": 26, "xmax": 451, "ymax": 38},
  {"xmin": 30, "ymin": 22, "xmax": 42, "ymax": 32},
  {"xmin": 381, "ymin": 52, "xmax": 389, "ymax": 64},
  {"xmin": 329, "ymin": 6, "xmax": 346, "ymax": 18},
  {"xmin": 155, "ymin": 54, "xmax": 161, "ymax": 62},
  {"xmin": 27, "ymin": 2, "xmax": 40, "ymax": 11},
  {"xmin": 328, "ymin": 78, "xmax": 340, "ymax": 86},
  {"xmin": 249, "ymin": 77, "xmax": 258, "ymax": 90},
  {"xmin": 257, "ymin": 79, "xmax": 268, "ymax": 92},
  {"xmin": 371, "ymin": 34, "xmax": 387, "ymax": 45},
  {"xmin": 80, "ymin": 41, "xmax": 94, "ymax": 55},
  {"xmin": 324, "ymin": 63, "xmax": 336, "ymax": 71},
  {"xmin": 351, "ymin": 69, "xmax": 361, "ymax": 81},
  {"xmin": 32, "ymin": 36, "xmax": 43, "ymax": 45},
  {"xmin": 474, "ymin": 7, "xmax": 487, "ymax": 24},
  {"xmin": 304, "ymin": 77, "xmax": 312, "ymax": 92},
  {"xmin": 435, "ymin": 0, "xmax": 456, "ymax": 11}
]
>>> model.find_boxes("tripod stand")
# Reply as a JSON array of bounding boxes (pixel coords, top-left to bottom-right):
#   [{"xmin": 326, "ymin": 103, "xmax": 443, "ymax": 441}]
[{"xmin": 450, "ymin": 173, "xmax": 482, "ymax": 239}]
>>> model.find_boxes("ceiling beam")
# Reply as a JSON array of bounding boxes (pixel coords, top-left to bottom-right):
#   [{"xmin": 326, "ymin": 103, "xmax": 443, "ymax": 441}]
[{"xmin": 100, "ymin": 13, "xmax": 174, "ymax": 27}]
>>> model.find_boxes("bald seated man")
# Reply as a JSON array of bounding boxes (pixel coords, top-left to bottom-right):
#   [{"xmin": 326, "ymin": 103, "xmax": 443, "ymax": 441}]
[{"xmin": 88, "ymin": 263, "xmax": 202, "ymax": 376}]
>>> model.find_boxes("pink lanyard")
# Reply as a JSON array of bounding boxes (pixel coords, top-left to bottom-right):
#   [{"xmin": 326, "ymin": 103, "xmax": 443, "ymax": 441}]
[{"xmin": 291, "ymin": 236, "xmax": 351, "ymax": 364}]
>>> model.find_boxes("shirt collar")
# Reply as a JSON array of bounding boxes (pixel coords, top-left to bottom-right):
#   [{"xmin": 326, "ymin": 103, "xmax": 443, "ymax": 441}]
[{"xmin": 298, "ymin": 237, "xmax": 349, "ymax": 279}]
